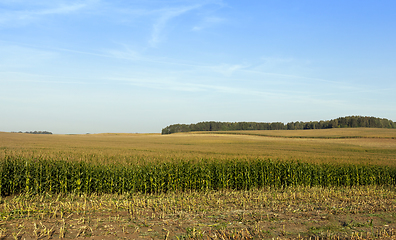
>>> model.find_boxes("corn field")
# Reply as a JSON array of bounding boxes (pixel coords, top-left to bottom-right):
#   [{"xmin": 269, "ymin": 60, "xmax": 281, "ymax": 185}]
[{"xmin": 0, "ymin": 156, "xmax": 395, "ymax": 195}]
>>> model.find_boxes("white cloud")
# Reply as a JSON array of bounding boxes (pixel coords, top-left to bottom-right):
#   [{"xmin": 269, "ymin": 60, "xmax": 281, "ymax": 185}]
[
  {"xmin": 144, "ymin": 0, "xmax": 226, "ymax": 47},
  {"xmin": 105, "ymin": 43, "xmax": 141, "ymax": 61},
  {"xmin": 149, "ymin": 5, "xmax": 201, "ymax": 47},
  {"xmin": 0, "ymin": 44, "xmax": 57, "ymax": 68},
  {"xmin": 0, "ymin": 0, "xmax": 97, "ymax": 26},
  {"xmin": 192, "ymin": 16, "xmax": 225, "ymax": 31},
  {"xmin": 37, "ymin": 3, "xmax": 88, "ymax": 15},
  {"xmin": 210, "ymin": 63, "xmax": 248, "ymax": 76},
  {"xmin": 105, "ymin": 76, "xmax": 283, "ymax": 98}
]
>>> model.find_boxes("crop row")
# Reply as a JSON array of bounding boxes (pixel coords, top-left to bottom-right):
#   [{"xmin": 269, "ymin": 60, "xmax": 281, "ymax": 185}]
[{"xmin": 1, "ymin": 156, "xmax": 395, "ymax": 195}]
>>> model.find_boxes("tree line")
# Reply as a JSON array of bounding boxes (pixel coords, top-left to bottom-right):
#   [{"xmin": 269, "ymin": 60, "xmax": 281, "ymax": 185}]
[
  {"xmin": 12, "ymin": 131, "xmax": 53, "ymax": 134},
  {"xmin": 161, "ymin": 116, "xmax": 396, "ymax": 134}
]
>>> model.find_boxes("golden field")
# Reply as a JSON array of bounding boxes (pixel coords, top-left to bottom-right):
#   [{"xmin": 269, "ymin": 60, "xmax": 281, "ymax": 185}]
[{"xmin": 1, "ymin": 128, "xmax": 396, "ymax": 166}]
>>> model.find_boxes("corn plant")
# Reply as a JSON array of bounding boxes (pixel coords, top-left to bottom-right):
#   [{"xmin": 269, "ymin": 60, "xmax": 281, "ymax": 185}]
[{"xmin": 0, "ymin": 156, "xmax": 395, "ymax": 196}]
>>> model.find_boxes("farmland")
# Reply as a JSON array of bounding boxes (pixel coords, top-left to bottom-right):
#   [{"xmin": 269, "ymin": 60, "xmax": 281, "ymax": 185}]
[
  {"xmin": 0, "ymin": 128, "xmax": 396, "ymax": 239},
  {"xmin": 1, "ymin": 128, "xmax": 396, "ymax": 166}
]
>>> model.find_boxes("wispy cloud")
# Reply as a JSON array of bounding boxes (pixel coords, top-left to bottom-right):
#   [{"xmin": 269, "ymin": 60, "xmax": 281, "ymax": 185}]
[
  {"xmin": 106, "ymin": 76, "xmax": 289, "ymax": 98},
  {"xmin": 210, "ymin": 63, "xmax": 249, "ymax": 76},
  {"xmin": 2, "ymin": 39, "xmax": 373, "ymax": 100},
  {"xmin": 36, "ymin": 3, "xmax": 88, "ymax": 15},
  {"xmin": 105, "ymin": 43, "xmax": 141, "ymax": 61},
  {"xmin": 0, "ymin": 71, "xmax": 94, "ymax": 85},
  {"xmin": 144, "ymin": 0, "xmax": 226, "ymax": 47},
  {"xmin": 149, "ymin": 5, "xmax": 201, "ymax": 47},
  {"xmin": 0, "ymin": 0, "xmax": 96, "ymax": 26},
  {"xmin": 0, "ymin": 44, "xmax": 57, "ymax": 68},
  {"xmin": 192, "ymin": 16, "xmax": 225, "ymax": 31}
]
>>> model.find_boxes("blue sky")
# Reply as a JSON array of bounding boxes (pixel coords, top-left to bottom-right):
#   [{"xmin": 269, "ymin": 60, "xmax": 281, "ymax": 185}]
[{"xmin": 1, "ymin": 0, "xmax": 395, "ymax": 134}]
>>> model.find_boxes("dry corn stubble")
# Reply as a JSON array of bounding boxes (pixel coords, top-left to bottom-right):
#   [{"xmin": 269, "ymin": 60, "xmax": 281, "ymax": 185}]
[{"xmin": 0, "ymin": 186, "xmax": 394, "ymax": 239}]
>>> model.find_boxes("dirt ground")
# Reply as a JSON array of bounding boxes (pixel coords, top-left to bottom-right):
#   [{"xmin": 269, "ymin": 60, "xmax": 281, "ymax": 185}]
[{"xmin": 0, "ymin": 186, "xmax": 395, "ymax": 239}]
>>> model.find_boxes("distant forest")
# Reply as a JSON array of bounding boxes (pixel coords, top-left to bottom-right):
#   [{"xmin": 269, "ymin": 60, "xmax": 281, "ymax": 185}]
[
  {"xmin": 12, "ymin": 131, "xmax": 53, "ymax": 134},
  {"xmin": 161, "ymin": 116, "xmax": 396, "ymax": 135}
]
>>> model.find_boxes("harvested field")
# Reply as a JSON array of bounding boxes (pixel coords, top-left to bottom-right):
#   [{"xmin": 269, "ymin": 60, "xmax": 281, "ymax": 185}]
[{"xmin": 0, "ymin": 186, "xmax": 395, "ymax": 239}]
